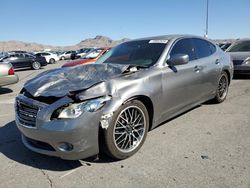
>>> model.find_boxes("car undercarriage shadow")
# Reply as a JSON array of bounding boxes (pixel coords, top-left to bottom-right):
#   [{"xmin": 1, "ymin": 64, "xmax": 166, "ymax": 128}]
[
  {"xmin": 0, "ymin": 87, "xmax": 13, "ymax": 95},
  {"xmin": 233, "ymin": 75, "xmax": 250, "ymax": 80},
  {"xmin": 1, "ymin": 105, "xmax": 204, "ymax": 167},
  {"xmin": 153, "ymin": 105, "xmax": 202, "ymax": 130},
  {"xmin": 0, "ymin": 121, "xmax": 82, "ymax": 171},
  {"xmin": 15, "ymin": 67, "xmax": 45, "ymax": 72}
]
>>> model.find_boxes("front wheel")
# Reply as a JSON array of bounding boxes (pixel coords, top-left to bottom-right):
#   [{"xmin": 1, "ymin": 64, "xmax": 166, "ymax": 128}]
[
  {"xmin": 103, "ymin": 100, "xmax": 149, "ymax": 160},
  {"xmin": 32, "ymin": 61, "xmax": 41, "ymax": 70},
  {"xmin": 213, "ymin": 71, "xmax": 229, "ymax": 103}
]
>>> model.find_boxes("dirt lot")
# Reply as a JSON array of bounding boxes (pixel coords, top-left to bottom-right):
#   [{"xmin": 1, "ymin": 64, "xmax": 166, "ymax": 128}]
[{"xmin": 0, "ymin": 61, "xmax": 250, "ymax": 188}]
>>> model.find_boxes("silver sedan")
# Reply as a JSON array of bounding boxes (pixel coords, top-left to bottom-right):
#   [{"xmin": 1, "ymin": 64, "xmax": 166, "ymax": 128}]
[
  {"xmin": 15, "ymin": 35, "xmax": 233, "ymax": 160},
  {"xmin": 0, "ymin": 62, "xmax": 19, "ymax": 86},
  {"xmin": 226, "ymin": 39, "xmax": 250, "ymax": 75}
]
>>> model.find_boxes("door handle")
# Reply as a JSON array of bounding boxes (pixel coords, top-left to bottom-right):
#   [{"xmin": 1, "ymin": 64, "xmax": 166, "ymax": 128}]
[
  {"xmin": 194, "ymin": 65, "xmax": 201, "ymax": 73},
  {"xmin": 215, "ymin": 59, "xmax": 220, "ymax": 65}
]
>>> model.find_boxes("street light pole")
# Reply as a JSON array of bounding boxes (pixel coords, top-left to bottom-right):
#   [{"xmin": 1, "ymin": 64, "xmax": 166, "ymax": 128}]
[{"xmin": 205, "ymin": 0, "xmax": 209, "ymax": 38}]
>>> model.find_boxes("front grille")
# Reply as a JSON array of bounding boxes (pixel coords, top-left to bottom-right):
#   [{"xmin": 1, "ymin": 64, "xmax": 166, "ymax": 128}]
[
  {"xmin": 16, "ymin": 99, "xmax": 39, "ymax": 128},
  {"xmin": 233, "ymin": 60, "xmax": 244, "ymax": 65}
]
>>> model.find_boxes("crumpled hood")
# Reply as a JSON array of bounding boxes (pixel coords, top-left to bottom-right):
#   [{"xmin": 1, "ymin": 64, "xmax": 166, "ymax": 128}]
[{"xmin": 24, "ymin": 63, "xmax": 129, "ymax": 97}]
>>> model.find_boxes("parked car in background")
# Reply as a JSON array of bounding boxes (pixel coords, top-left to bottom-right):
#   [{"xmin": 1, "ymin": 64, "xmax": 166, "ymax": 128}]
[
  {"xmin": 59, "ymin": 51, "xmax": 76, "ymax": 60},
  {"xmin": 62, "ymin": 47, "xmax": 110, "ymax": 67},
  {"xmin": 0, "ymin": 52, "xmax": 8, "ymax": 58},
  {"xmin": 9, "ymin": 50, "xmax": 27, "ymax": 54},
  {"xmin": 226, "ymin": 39, "xmax": 250, "ymax": 75},
  {"xmin": 0, "ymin": 62, "xmax": 19, "ymax": 86},
  {"xmin": 15, "ymin": 35, "xmax": 233, "ymax": 160},
  {"xmin": 71, "ymin": 48, "xmax": 95, "ymax": 60},
  {"xmin": 0, "ymin": 53, "xmax": 47, "ymax": 70},
  {"xmin": 220, "ymin": 43, "xmax": 232, "ymax": 51},
  {"xmin": 35, "ymin": 52, "xmax": 59, "ymax": 64}
]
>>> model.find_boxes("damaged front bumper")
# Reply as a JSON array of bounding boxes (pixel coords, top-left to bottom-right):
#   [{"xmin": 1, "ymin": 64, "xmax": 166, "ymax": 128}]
[{"xmin": 15, "ymin": 94, "xmax": 106, "ymax": 160}]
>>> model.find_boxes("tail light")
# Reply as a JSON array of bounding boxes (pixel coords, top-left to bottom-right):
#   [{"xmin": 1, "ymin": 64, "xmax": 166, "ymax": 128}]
[{"xmin": 8, "ymin": 67, "xmax": 15, "ymax": 75}]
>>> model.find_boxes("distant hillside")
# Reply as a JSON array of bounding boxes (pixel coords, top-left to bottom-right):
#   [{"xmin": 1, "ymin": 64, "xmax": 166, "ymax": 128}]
[
  {"xmin": 0, "ymin": 35, "xmax": 130, "ymax": 52},
  {"xmin": 0, "ymin": 36, "xmax": 242, "ymax": 52},
  {"xmin": 76, "ymin": 35, "xmax": 130, "ymax": 48}
]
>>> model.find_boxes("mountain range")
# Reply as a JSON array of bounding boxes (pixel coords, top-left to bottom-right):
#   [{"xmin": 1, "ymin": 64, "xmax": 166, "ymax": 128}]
[
  {"xmin": 0, "ymin": 35, "xmax": 239, "ymax": 52},
  {"xmin": 0, "ymin": 35, "xmax": 130, "ymax": 52}
]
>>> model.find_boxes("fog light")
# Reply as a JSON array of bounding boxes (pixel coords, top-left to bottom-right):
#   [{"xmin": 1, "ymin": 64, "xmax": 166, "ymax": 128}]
[{"xmin": 58, "ymin": 142, "xmax": 73, "ymax": 152}]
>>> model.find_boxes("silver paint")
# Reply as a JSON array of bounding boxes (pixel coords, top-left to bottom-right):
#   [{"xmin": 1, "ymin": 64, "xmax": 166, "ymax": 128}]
[{"xmin": 15, "ymin": 35, "xmax": 233, "ymax": 160}]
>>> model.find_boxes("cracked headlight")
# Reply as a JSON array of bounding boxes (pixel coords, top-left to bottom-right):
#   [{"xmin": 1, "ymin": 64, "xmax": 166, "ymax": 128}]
[{"xmin": 57, "ymin": 96, "xmax": 111, "ymax": 119}]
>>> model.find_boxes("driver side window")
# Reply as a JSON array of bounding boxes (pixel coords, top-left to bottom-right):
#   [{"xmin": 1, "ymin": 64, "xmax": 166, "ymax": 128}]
[{"xmin": 170, "ymin": 38, "xmax": 196, "ymax": 61}]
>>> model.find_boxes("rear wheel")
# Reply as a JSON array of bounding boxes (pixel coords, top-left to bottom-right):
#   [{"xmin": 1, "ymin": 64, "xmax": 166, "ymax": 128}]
[
  {"xmin": 49, "ymin": 58, "xmax": 55, "ymax": 64},
  {"xmin": 213, "ymin": 71, "xmax": 229, "ymax": 103},
  {"xmin": 32, "ymin": 61, "xmax": 41, "ymax": 70},
  {"xmin": 103, "ymin": 100, "xmax": 149, "ymax": 160}
]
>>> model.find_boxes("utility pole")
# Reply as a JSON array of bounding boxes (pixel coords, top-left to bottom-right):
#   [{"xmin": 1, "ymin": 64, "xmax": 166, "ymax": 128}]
[{"xmin": 205, "ymin": 0, "xmax": 209, "ymax": 38}]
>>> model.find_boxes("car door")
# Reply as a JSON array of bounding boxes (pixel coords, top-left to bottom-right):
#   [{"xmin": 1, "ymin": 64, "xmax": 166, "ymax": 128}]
[
  {"xmin": 25, "ymin": 54, "xmax": 36, "ymax": 67},
  {"xmin": 65, "ymin": 51, "xmax": 71, "ymax": 59},
  {"xmin": 161, "ymin": 38, "xmax": 203, "ymax": 119},
  {"xmin": 192, "ymin": 38, "xmax": 221, "ymax": 99},
  {"xmin": 7, "ymin": 54, "xmax": 22, "ymax": 69},
  {"xmin": 16, "ymin": 53, "xmax": 33, "ymax": 68}
]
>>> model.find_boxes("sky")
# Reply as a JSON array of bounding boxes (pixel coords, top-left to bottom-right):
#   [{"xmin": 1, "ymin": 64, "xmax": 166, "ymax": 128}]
[{"xmin": 0, "ymin": 0, "xmax": 249, "ymax": 46}]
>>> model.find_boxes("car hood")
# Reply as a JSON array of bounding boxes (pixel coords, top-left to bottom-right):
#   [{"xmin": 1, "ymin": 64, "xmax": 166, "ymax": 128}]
[
  {"xmin": 23, "ymin": 63, "xmax": 129, "ymax": 97},
  {"xmin": 62, "ymin": 59, "xmax": 94, "ymax": 67}
]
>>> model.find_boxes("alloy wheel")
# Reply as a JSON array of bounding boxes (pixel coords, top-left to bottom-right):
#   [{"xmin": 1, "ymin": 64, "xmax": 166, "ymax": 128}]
[
  {"xmin": 218, "ymin": 75, "xmax": 228, "ymax": 100},
  {"xmin": 113, "ymin": 106, "xmax": 146, "ymax": 153}
]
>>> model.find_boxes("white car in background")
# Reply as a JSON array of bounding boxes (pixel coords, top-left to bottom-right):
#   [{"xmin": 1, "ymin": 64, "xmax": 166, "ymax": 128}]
[
  {"xmin": 59, "ymin": 51, "xmax": 76, "ymax": 60},
  {"xmin": 77, "ymin": 48, "xmax": 95, "ymax": 58},
  {"xmin": 35, "ymin": 52, "xmax": 59, "ymax": 64}
]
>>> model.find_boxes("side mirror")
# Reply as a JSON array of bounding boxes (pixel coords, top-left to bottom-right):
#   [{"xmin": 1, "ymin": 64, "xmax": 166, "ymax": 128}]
[{"xmin": 167, "ymin": 54, "xmax": 189, "ymax": 66}]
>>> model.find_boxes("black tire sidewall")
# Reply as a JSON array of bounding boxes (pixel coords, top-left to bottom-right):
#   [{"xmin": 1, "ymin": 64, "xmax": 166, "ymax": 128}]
[
  {"xmin": 104, "ymin": 100, "xmax": 149, "ymax": 160},
  {"xmin": 49, "ymin": 58, "xmax": 55, "ymax": 64}
]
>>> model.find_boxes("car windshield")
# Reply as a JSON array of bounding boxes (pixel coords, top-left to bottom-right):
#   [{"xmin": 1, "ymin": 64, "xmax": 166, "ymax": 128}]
[
  {"xmin": 227, "ymin": 41, "xmax": 250, "ymax": 52},
  {"xmin": 95, "ymin": 40, "xmax": 167, "ymax": 67}
]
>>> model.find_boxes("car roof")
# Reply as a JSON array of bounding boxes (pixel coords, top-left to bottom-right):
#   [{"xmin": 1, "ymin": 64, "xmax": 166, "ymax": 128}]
[
  {"xmin": 235, "ymin": 38, "xmax": 250, "ymax": 42},
  {"xmin": 130, "ymin": 34, "xmax": 201, "ymax": 42}
]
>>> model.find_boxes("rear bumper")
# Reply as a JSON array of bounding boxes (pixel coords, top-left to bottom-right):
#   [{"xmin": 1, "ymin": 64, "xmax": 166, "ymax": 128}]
[
  {"xmin": 40, "ymin": 61, "xmax": 48, "ymax": 67},
  {"xmin": 0, "ymin": 74, "xmax": 19, "ymax": 86}
]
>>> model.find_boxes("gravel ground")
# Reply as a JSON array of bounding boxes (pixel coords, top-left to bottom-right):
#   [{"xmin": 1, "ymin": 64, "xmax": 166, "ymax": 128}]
[{"xmin": 0, "ymin": 61, "xmax": 249, "ymax": 188}]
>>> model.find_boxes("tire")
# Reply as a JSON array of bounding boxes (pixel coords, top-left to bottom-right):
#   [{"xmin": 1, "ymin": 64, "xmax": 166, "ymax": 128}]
[
  {"xmin": 103, "ymin": 100, "xmax": 149, "ymax": 160},
  {"xmin": 49, "ymin": 58, "xmax": 55, "ymax": 64},
  {"xmin": 212, "ymin": 71, "xmax": 229, "ymax": 103},
  {"xmin": 32, "ymin": 61, "xmax": 41, "ymax": 70},
  {"xmin": 61, "ymin": 56, "xmax": 65, "ymax": 60}
]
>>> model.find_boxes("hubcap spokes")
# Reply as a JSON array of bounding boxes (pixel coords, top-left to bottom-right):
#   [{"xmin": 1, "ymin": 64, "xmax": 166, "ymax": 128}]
[
  {"xmin": 218, "ymin": 76, "xmax": 227, "ymax": 99},
  {"xmin": 113, "ymin": 106, "xmax": 145, "ymax": 153}
]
